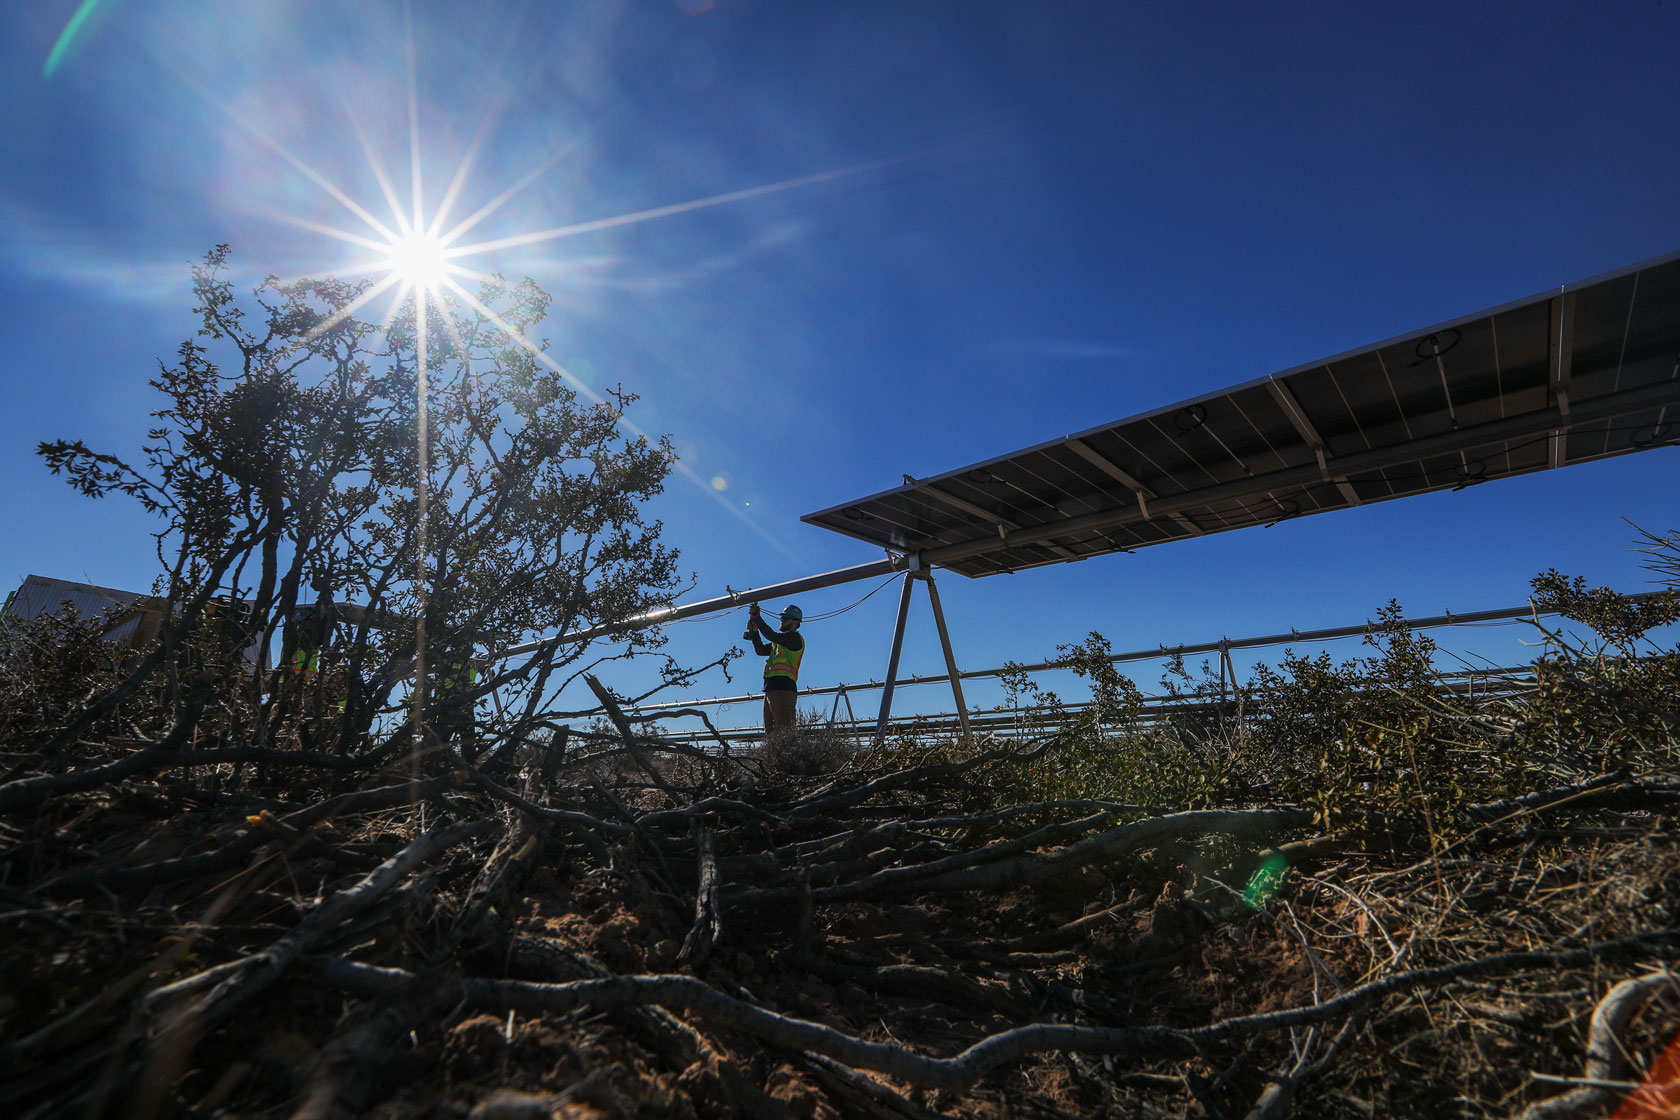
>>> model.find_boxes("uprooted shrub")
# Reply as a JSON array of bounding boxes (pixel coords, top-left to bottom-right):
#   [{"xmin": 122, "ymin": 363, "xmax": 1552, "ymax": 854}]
[{"xmin": 12, "ymin": 245, "xmax": 724, "ymax": 801}]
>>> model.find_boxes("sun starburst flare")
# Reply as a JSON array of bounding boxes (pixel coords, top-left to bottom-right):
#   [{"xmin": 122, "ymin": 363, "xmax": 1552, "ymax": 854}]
[
  {"xmin": 191, "ymin": 26, "xmax": 926, "ymax": 733},
  {"xmin": 382, "ymin": 230, "xmax": 451, "ymax": 294},
  {"xmin": 260, "ymin": 117, "xmax": 890, "ymax": 570}
]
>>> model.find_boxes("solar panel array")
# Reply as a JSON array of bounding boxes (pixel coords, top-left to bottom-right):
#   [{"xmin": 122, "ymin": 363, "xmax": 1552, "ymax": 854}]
[
  {"xmin": 804, "ymin": 252, "xmax": 1680, "ymax": 577},
  {"xmin": 2, "ymin": 574, "xmax": 151, "ymax": 644}
]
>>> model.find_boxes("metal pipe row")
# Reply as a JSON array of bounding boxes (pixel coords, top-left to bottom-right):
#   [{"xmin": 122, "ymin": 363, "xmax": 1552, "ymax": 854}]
[
  {"xmin": 623, "ymin": 593, "xmax": 1661, "ymax": 715},
  {"xmin": 645, "ymin": 665, "xmax": 1538, "ymax": 744}
]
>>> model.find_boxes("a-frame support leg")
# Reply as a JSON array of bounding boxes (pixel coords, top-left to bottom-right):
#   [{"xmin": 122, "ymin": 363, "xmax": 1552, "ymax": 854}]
[
  {"xmin": 922, "ymin": 570, "xmax": 971, "ymax": 743},
  {"xmin": 1223, "ymin": 644, "xmax": 1236, "ymax": 715},
  {"xmin": 873, "ymin": 572, "xmax": 916, "ymax": 745},
  {"xmin": 829, "ymin": 684, "xmax": 860, "ymax": 735},
  {"xmin": 1219, "ymin": 641, "xmax": 1236, "ymax": 716}
]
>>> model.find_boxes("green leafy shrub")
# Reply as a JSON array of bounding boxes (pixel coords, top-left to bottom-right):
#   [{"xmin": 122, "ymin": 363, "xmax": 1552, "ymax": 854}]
[
  {"xmin": 900, "ymin": 541, "xmax": 1680, "ymax": 843},
  {"xmin": 1511, "ymin": 567, "xmax": 1680, "ymax": 777}
]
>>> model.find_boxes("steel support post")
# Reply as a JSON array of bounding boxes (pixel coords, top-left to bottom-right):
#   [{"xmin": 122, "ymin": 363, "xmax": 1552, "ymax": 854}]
[
  {"xmin": 830, "ymin": 685, "xmax": 859, "ymax": 744},
  {"xmin": 921, "ymin": 570, "xmax": 972, "ymax": 743},
  {"xmin": 1223, "ymin": 638, "xmax": 1236, "ymax": 708},
  {"xmin": 874, "ymin": 573, "xmax": 916, "ymax": 745}
]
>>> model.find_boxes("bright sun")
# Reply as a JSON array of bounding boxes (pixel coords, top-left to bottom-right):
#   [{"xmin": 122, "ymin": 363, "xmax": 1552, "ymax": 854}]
[
  {"xmin": 245, "ymin": 65, "xmax": 882, "ymax": 572},
  {"xmin": 383, "ymin": 231, "xmax": 449, "ymax": 292}
]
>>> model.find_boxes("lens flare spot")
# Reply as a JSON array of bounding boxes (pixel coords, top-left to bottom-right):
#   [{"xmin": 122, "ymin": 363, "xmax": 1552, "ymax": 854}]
[
  {"xmin": 711, "ymin": 475, "xmax": 729, "ymax": 491},
  {"xmin": 43, "ymin": 0, "xmax": 103, "ymax": 78},
  {"xmin": 1613, "ymin": 1024, "xmax": 1680, "ymax": 1117},
  {"xmin": 1243, "ymin": 853, "xmax": 1290, "ymax": 909},
  {"xmin": 568, "ymin": 357, "xmax": 599, "ymax": 387}
]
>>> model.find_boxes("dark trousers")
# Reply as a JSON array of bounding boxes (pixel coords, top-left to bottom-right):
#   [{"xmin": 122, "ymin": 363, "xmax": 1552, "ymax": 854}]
[{"xmin": 763, "ymin": 688, "xmax": 796, "ymax": 737}]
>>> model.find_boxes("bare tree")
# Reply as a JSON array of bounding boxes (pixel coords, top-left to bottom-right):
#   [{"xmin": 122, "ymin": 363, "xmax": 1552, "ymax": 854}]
[{"xmin": 29, "ymin": 245, "xmax": 707, "ymax": 782}]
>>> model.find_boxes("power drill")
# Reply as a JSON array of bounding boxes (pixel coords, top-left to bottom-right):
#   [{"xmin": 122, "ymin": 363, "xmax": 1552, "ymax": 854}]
[{"xmin": 743, "ymin": 603, "xmax": 759, "ymax": 641}]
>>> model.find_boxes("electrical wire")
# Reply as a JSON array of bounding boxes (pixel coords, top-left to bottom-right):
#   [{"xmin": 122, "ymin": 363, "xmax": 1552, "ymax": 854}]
[
  {"xmin": 558, "ymin": 572, "xmax": 907, "ymax": 647},
  {"xmin": 652, "ymin": 572, "xmax": 905, "ymax": 629},
  {"xmin": 773, "ymin": 573, "xmax": 905, "ymax": 622}
]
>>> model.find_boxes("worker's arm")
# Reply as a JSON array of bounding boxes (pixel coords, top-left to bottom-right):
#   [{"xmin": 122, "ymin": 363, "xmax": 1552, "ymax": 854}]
[
  {"xmin": 752, "ymin": 621, "xmax": 803, "ymax": 651},
  {"xmin": 746, "ymin": 605, "xmax": 774, "ymax": 656}
]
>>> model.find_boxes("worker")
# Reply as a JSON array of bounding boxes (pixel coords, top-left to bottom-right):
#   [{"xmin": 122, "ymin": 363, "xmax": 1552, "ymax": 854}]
[
  {"xmin": 433, "ymin": 657, "xmax": 482, "ymax": 753},
  {"xmin": 284, "ymin": 603, "xmax": 330, "ymax": 686},
  {"xmin": 746, "ymin": 602, "xmax": 804, "ymax": 738},
  {"xmin": 280, "ymin": 601, "xmax": 335, "ymax": 751}
]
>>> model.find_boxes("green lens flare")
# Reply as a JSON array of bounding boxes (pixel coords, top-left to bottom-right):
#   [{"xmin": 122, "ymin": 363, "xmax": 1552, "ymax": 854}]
[
  {"xmin": 1243, "ymin": 853, "xmax": 1290, "ymax": 908},
  {"xmin": 43, "ymin": 0, "xmax": 103, "ymax": 78}
]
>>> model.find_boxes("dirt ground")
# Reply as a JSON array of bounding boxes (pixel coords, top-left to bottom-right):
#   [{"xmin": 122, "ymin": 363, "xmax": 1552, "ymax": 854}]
[{"xmin": 3, "ymin": 740, "xmax": 1679, "ymax": 1119}]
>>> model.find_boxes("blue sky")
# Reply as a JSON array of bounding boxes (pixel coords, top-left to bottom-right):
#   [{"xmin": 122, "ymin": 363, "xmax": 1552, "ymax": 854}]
[{"xmin": 2, "ymin": 1, "xmax": 1678, "ymax": 727}]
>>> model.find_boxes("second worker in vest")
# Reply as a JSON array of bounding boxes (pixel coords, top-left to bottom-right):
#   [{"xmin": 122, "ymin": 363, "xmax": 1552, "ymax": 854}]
[{"xmin": 747, "ymin": 602, "xmax": 804, "ymax": 738}]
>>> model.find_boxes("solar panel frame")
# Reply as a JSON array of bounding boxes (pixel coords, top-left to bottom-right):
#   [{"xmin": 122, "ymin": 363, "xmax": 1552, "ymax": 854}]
[{"xmin": 804, "ymin": 250, "xmax": 1680, "ymax": 577}]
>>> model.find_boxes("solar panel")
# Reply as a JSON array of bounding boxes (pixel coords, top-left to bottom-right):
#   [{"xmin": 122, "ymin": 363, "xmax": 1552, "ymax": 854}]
[{"xmin": 804, "ymin": 251, "xmax": 1680, "ymax": 577}]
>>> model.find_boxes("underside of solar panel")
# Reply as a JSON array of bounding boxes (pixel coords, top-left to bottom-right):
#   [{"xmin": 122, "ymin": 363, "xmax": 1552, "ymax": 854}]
[{"xmin": 803, "ymin": 251, "xmax": 1680, "ymax": 577}]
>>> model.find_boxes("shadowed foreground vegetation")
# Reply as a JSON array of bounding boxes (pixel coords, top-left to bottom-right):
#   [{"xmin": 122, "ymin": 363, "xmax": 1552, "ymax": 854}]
[{"xmin": 3, "ymin": 542, "xmax": 1679, "ymax": 1119}]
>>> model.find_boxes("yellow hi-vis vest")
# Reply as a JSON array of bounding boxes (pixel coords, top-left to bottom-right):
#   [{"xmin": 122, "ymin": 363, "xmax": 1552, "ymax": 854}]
[
  {"xmin": 288, "ymin": 648, "xmax": 320, "ymax": 680},
  {"xmin": 764, "ymin": 639, "xmax": 803, "ymax": 683},
  {"xmin": 438, "ymin": 662, "xmax": 481, "ymax": 695}
]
